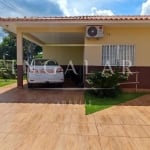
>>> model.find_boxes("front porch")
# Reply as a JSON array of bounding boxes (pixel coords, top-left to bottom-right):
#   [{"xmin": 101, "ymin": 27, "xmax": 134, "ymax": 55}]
[{"xmin": 19, "ymin": 26, "xmax": 85, "ymax": 88}]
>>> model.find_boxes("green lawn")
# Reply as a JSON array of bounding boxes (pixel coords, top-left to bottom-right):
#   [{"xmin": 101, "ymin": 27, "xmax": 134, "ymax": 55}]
[
  {"xmin": 0, "ymin": 79, "xmax": 16, "ymax": 87},
  {"xmin": 85, "ymin": 91, "xmax": 145, "ymax": 115}
]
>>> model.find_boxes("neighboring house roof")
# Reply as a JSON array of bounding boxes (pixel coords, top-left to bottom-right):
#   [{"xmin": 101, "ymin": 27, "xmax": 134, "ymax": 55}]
[{"xmin": 0, "ymin": 16, "xmax": 150, "ymax": 22}]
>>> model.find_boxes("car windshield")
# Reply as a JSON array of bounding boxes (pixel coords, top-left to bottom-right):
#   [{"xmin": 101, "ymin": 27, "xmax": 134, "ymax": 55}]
[{"xmin": 33, "ymin": 59, "xmax": 58, "ymax": 66}]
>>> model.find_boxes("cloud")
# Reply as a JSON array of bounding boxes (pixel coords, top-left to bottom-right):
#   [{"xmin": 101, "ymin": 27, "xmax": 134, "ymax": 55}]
[
  {"xmin": 49, "ymin": 0, "xmax": 115, "ymax": 16},
  {"xmin": 0, "ymin": 0, "xmax": 125, "ymax": 17},
  {"xmin": 50, "ymin": 0, "xmax": 76, "ymax": 16},
  {"xmin": 0, "ymin": 0, "xmax": 63, "ymax": 17},
  {"xmin": 91, "ymin": 7, "xmax": 114, "ymax": 16},
  {"xmin": 0, "ymin": 0, "xmax": 64, "ymax": 42},
  {"xmin": 141, "ymin": 0, "xmax": 150, "ymax": 15},
  {"xmin": 50, "ymin": 0, "xmax": 70, "ymax": 16}
]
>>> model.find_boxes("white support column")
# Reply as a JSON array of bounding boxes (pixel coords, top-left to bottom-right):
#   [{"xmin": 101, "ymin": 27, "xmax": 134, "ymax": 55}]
[{"xmin": 16, "ymin": 31, "xmax": 23, "ymax": 88}]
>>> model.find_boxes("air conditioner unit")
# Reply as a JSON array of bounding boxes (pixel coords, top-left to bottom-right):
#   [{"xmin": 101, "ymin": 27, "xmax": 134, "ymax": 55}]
[{"xmin": 86, "ymin": 25, "xmax": 104, "ymax": 38}]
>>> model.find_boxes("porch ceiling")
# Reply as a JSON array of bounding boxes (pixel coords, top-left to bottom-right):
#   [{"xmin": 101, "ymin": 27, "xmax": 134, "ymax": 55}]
[
  {"xmin": 0, "ymin": 22, "xmax": 85, "ymax": 46},
  {"xmin": 29, "ymin": 32, "xmax": 85, "ymax": 44}
]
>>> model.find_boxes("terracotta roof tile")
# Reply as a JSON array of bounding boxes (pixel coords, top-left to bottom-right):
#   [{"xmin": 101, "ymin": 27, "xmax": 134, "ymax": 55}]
[{"xmin": 0, "ymin": 16, "xmax": 150, "ymax": 22}]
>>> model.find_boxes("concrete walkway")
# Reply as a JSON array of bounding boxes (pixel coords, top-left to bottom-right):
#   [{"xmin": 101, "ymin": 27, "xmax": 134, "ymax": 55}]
[{"xmin": 0, "ymin": 84, "xmax": 150, "ymax": 150}]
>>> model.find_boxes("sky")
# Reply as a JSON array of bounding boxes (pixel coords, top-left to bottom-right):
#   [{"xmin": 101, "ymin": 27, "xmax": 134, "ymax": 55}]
[
  {"xmin": 0, "ymin": 0, "xmax": 150, "ymax": 42},
  {"xmin": 0, "ymin": 0, "xmax": 150, "ymax": 17}
]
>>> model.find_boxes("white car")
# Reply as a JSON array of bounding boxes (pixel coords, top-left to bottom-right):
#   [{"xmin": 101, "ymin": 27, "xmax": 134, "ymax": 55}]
[{"xmin": 27, "ymin": 59, "xmax": 64, "ymax": 88}]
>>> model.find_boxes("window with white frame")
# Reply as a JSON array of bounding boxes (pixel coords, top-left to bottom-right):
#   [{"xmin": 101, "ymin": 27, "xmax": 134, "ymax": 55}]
[{"xmin": 102, "ymin": 44, "xmax": 135, "ymax": 66}]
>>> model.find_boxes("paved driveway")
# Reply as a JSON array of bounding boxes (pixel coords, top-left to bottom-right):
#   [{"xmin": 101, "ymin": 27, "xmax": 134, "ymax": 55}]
[{"xmin": 0, "ymin": 84, "xmax": 150, "ymax": 150}]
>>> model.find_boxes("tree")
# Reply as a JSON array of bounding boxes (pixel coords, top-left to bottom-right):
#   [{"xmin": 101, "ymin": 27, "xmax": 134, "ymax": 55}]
[
  {"xmin": 0, "ymin": 30, "xmax": 42, "ymax": 60},
  {"xmin": 0, "ymin": 32, "xmax": 16, "ymax": 59},
  {"xmin": 23, "ymin": 38, "xmax": 42, "ymax": 61}
]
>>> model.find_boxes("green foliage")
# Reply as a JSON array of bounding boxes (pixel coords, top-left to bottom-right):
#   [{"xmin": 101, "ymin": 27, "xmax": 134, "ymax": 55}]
[
  {"xmin": 85, "ymin": 91, "xmax": 146, "ymax": 114},
  {"xmin": 0, "ymin": 30, "xmax": 43, "ymax": 60},
  {"xmin": 34, "ymin": 53, "xmax": 43, "ymax": 58},
  {"xmin": 23, "ymin": 39, "xmax": 42, "ymax": 60},
  {"xmin": 0, "ymin": 33, "xmax": 16, "ymax": 59},
  {"xmin": 0, "ymin": 79, "xmax": 16, "ymax": 87},
  {"xmin": 0, "ymin": 60, "xmax": 16, "ymax": 79},
  {"xmin": 87, "ymin": 68, "xmax": 129, "ymax": 98}
]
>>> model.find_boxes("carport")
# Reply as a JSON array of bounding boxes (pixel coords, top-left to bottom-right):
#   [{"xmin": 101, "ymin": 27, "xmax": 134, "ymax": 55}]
[{"xmin": 0, "ymin": 17, "xmax": 86, "ymax": 88}]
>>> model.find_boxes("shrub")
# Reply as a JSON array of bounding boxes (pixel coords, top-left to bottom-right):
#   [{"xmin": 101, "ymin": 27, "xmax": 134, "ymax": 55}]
[
  {"xmin": 87, "ymin": 68, "xmax": 130, "ymax": 98},
  {"xmin": 0, "ymin": 60, "xmax": 17, "ymax": 79}
]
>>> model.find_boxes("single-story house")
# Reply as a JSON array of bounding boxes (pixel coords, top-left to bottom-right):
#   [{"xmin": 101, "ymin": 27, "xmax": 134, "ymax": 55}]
[{"xmin": 0, "ymin": 16, "xmax": 150, "ymax": 89}]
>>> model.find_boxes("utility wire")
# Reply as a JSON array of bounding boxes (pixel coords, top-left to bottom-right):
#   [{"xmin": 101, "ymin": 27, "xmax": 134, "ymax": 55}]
[{"xmin": 0, "ymin": 0, "xmax": 24, "ymax": 16}]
